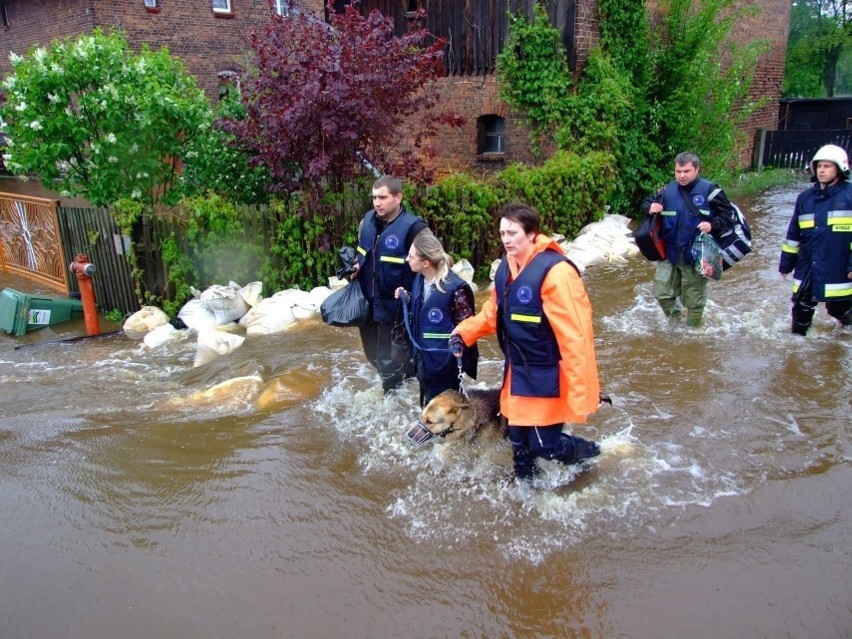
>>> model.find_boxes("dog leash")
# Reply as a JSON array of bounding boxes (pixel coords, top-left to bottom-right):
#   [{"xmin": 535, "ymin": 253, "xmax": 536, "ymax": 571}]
[{"xmin": 399, "ymin": 292, "xmax": 469, "ymax": 399}]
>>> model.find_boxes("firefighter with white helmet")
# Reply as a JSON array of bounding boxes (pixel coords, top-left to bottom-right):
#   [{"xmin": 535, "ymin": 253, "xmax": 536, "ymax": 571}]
[{"xmin": 779, "ymin": 144, "xmax": 852, "ymax": 335}]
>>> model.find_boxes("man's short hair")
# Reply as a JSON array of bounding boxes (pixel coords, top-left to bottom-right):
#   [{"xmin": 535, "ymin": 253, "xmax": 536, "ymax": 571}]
[
  {"xmin": 373, "ymin": 175, "xmax": 403, "ymax": 195},
  {"xmin": 675, "ymin": 152, "xmax": 700, "ymax": 168},
  {"xmin": 499, "ymin": 202, "xmax": 541, "ymax": 235}
]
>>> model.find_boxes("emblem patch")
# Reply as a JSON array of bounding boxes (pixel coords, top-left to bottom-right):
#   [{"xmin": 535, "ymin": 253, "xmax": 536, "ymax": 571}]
[
  {"xmin": 693, "ymin": 195, "xmax": 705, "ymax": 207},
  {"xmin": 385, "ymin": 235, "xmax": 400, "ymax": 250},
  {"xmin": 516, "ymin": 285, "xmax": 533, "ymax": 304},
  {"xmin": 427, "ymin": 308, "xmax": 444, "ymax": 323}
]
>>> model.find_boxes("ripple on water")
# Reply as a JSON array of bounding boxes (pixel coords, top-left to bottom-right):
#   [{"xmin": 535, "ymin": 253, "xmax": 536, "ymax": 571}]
[{"xmin": 314, "ymin": 365, "xmax": 748, "ymax": 564}]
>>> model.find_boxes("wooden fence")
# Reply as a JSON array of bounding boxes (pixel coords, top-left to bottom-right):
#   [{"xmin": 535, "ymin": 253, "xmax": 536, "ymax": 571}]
[
  {"xmin": 754, "ymin": 128, "xmax": 852, "ymax": 170},
  {"xmin": 56, "ymin": 207, "xmax": 139, "ymax": 316}
]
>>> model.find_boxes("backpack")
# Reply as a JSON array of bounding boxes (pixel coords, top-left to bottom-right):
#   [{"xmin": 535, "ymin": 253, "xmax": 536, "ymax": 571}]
[{"xmin": 709, "ymin": 189, "xmax": 752, "ymax": 271}]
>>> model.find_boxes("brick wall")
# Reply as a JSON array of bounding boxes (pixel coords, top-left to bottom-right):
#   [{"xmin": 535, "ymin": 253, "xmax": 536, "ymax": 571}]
[
  {"xmin": 0, "ymin": 0, "xmax": 326, "ymax": 99},
  {"xmin": 730, "ymin": 0, "xmax": 791, "ymax": 167},
  {"xmin": 0, "ymin": 0, "xmax": 789, "ymax": 175},
  {"xmin": 424, "ymin": 0, "xmax": 790, "ymax": 175}
]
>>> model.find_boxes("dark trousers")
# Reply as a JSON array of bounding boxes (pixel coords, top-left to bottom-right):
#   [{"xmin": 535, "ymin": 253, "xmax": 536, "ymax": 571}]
[
  {"xmin": 508, "ymin": 424, "xmax": 584, "ymax": 479},
  {"xmin": 791, "ymin": 282, "xmax": 852, "ymax": 335},
  {"xmin": 418, "ymin": 369, "xmax": 461, "ymax": 407},
  {"xmin": 359, "ymin": 322, "xmax": 409, "ymax": 392}
]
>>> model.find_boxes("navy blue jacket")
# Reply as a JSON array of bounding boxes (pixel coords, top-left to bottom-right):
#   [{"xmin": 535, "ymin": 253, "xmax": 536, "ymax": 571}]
[
  {"xmin": 658, "ymin": 178, "xmax": 718, "ymax": 266},
  {"xmin": 410, "ymin": 271, "xmax": 478, "ymax": 382},
  {"xmin": 494, "ymin": 251, "xmax": 567, "ymax": 398},
  {"xmin": 356, "ymin": 207, "xmax": 426, "ymax": 323},
  {"xmin": 779, "ymin": 180, "xmax": 852, "ymax": 301}
]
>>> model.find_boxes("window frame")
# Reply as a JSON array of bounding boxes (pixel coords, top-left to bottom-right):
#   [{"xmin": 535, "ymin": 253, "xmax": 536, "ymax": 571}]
[
  {"xmin": 212, "ymin": 0, "xmax": 233, "ymax": 14},
  {"xmin": 477, "ymin": 114, "xmax": 505, "ymax": 157}
]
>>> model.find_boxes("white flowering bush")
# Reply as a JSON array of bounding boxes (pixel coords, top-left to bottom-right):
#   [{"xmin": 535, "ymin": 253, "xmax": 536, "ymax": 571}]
[{"xmin": 0, "ymin": 29, "xmax": 211, "ymax": 207}]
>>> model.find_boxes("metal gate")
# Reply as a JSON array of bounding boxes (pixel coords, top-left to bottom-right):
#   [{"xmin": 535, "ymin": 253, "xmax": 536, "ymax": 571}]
[
  {"xmin": 0, "ymin": 193, "xmax": 68, "ymax": 292},
  {"xmin": 754, "ymin": 128, "xmax": 852, "ymax": 170}
]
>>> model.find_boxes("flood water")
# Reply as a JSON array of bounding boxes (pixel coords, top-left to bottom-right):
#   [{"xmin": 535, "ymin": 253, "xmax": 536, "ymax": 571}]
[{"xmin": 1, "ymin": 184, "xmax": 849, "ymax": 639}]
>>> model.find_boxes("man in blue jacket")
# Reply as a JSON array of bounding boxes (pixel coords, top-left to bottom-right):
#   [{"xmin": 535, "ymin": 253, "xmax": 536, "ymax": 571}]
[
  {"xmin": 641, "ymin": 152, "xmax": 736, "ymax": 327},
  {"xmin": 350, "ymin": 175, "xmax": 428, "ymax": 392},
  {"xmin": 779, "ymin": 144, "xmax": 852, "ymax": 335}
]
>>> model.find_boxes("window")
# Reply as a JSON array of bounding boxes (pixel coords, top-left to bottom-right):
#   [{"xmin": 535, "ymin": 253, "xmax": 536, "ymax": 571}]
[
  {"xmin": 212, "ymin": 0, "xmax": 232, "ymax": 13},
  {"xmin": 143, "ymin": 0, "xmax": 157, "ymax": 7},
  {"xmin": 477, "ymin": 115, "xmax": 505, "ymax": 155},
  {"xmin": 217, "ymin": 70, "xmax": 240, "ymax": 103},
  {"xmin": 273, "ymin": 0, "xmax": 300, "ymax": 15}
]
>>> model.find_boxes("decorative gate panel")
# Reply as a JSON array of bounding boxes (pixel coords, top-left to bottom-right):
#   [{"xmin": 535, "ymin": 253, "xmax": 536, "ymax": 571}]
[{"xmin": 0, "ymin": 193, "xmax": 68, "ymax": 292}]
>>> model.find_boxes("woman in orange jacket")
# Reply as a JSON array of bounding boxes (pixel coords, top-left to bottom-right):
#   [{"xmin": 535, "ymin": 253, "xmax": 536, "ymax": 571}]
[{"xmin": 450, "ymin": 202, "xmax": 602, "ymax": 480}]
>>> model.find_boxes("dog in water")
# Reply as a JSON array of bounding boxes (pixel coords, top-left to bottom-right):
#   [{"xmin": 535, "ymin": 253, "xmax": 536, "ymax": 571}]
[
  {"xmin": 407, "ymin": 387, "xmax": 508, "ymax": 449},
  {"xmin": 408, "ymin": 388, "xmax": 613, "ymax": 473}
]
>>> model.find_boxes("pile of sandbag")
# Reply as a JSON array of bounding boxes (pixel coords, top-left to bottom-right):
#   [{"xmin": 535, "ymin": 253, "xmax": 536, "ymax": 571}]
[
  {"xmin": 239, "ymin": 287, "xmax": 332, "ymax": 336},
  {"xmin": 123, "ymin": 279, "xmax": 335, "ymax": 367},
  {"xmin": 177, "ymin": 281, "xmax": 262, "ymax": 333},
  {"xmin": 557, "ymin": 213, "xmax": 640, "ymax": 271},
  {"xmin": 484, "ymin": 214, "xmax": 641, "ymax": 284}
]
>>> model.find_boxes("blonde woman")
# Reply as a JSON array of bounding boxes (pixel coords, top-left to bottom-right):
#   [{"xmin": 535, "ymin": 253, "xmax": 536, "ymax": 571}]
[{"xmin": 395, "ymin": 233, "xmax": 478, "ymax": 405}]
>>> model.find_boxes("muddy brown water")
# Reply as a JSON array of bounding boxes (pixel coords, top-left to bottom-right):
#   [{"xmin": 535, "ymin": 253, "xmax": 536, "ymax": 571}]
[{"xmin": 1, "ymin": 184, "xmax": 849, "ymax": 639}]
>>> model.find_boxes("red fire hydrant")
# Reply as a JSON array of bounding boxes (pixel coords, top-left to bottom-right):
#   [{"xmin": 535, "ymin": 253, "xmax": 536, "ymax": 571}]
[{"xmin": 70, "ymin": 254, "xmax": 100, "ymax": 336}]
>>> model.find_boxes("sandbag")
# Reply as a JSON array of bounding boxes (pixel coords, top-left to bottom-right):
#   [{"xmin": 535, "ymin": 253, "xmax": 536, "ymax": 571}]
[
  {"xmin": 198, "ymin": 282, "xmax": 250, "ymax": 324},
  {"xmin": 239, "ymin": 297, "xmax": 297, "ymax": 336},
  {"xmin": 143, "ymin": 323, "xmax": 178, "ymax": 349},
  {"xmin": 450, "ymin": 259, "xmax": 479, "ymax": 292},
  {"xmin": 270, "ymin": 289, "xmax": 318, "ymax": 321},
  {"xmin": 320, "ymin": 280, "xmax": 369, "ymax": 327},
  {"xmin": 193, "ymin": 328, "xmax": 245, "ymax": 368},
  {"xmin": 123, "ymin": 306, "xmax": 169, "ymax": 339},
  {"xmin": 177, "ymin": 298, "xmax": 219, "ymax": 332},
  {"xmin": 238, "ymin": 281, "xmax": 263, "ymax": 307},
  {"xmin": 308, "ymin": 286, "xmax": 333, "ymax": 309}
]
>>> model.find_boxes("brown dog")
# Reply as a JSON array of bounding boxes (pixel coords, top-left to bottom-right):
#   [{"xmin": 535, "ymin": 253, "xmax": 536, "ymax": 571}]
[{"xmin": 407, "ymin": 387, "xmax": 508, "ymax": 448}]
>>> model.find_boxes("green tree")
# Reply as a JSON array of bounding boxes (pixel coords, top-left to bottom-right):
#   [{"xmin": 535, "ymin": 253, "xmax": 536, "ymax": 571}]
[
  {"xmin": 783, "ymin": 0, "xmax": 852, "ymax": 97},
  {"xmin": 0, "ymin": 29, "xmax": 211, "ymax": 207},
  {"xmin": 177, "ymin": 93, "xmax": 273, "ymax": 205},
  {"xmin": 649, "ymin": 0, "xmax": 767, "ymax": 176},
  {"xmin": 496, "ymin": 3, "xmax": 573, "ymax": 151},
  {"xmin": 497, "ymin": 0, "xmax": 766, "ymax": 211}
]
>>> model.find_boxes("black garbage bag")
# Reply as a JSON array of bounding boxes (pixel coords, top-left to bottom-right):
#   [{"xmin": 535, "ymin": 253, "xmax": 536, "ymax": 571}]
[
  {"xmin": 321, "ymin": 280, "xmax": 370, "ymax": 327},
  {"xmin": 336, "ymin": 246, "xmax": 359, "ymax": 279}
]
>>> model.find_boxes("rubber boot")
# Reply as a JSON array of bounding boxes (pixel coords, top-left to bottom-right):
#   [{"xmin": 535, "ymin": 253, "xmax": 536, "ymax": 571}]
[
  {"xmin": 686, "ymin": 310, "xmax": 703, "ymax": 327},
  {"xmin": 554, "ymin": 434, "xmax": 601, "ymax": 466}
]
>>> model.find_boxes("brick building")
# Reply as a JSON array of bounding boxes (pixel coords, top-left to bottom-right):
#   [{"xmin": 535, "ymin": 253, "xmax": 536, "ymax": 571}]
[{"xmin": 0, "ymin": 0, "xmax": 790, "ymax": 175}]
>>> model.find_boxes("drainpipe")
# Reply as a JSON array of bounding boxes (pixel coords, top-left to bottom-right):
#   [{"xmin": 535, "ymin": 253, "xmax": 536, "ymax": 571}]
[{"xmin": 70, "ymin": 254, "xmax": 100, "ymax": 336}]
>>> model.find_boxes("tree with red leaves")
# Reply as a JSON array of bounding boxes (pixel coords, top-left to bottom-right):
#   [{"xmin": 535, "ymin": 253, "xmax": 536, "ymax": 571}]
[{"xmin": 230, "ymin": 0, "xmax": 456, "ymax": 202}]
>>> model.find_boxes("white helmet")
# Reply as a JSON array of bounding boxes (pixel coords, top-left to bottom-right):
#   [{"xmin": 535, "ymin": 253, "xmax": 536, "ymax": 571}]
[{"xmin": 811, "ymin": 144, "xmax": 849, "ymax": 178}]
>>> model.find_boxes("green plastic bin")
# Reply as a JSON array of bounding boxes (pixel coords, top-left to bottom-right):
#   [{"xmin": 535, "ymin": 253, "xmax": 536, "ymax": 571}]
[
  {"xmin": 0, "ymin": 288, "xmax": 30, "ymax": 336},
  {"xmin": 0, "ymin": 288, "xmax": 84, "ymax": 336}
]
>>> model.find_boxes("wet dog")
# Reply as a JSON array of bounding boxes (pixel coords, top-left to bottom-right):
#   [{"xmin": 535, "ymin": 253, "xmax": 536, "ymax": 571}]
[{"xmin": 407, "ymin": 387, "xmax": 508, "ymax": 449}]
